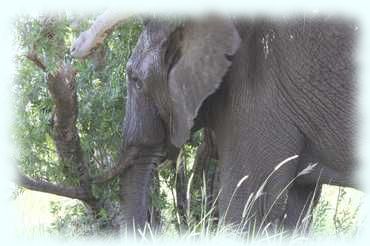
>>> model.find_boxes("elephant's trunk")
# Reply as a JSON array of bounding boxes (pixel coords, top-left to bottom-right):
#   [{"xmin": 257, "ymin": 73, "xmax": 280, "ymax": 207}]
[
  {"xmin": 117, "ymin": 146, "xmax": 165, "ymax": 231},
  {"xmin": 119, "ymin": 161, "xmax": 155, "ymax": 231}
]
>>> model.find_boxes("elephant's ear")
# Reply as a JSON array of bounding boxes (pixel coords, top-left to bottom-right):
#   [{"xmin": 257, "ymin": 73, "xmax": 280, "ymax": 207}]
[{"xmin": 168, "ymin": 18, "xmax": 241, "ymax": 147}]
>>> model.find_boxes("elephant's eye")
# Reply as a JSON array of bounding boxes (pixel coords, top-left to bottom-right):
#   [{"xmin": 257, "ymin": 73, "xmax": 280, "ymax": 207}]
[
  {"xmin": 128, "ymin": 72, "xmax": 143, "ymax": 90},
  {"xmin": 134, "ymin": 79, "xmax": 143, "ymax": 90}
]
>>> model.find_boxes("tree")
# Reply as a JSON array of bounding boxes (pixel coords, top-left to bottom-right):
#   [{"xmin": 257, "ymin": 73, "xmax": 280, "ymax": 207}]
[{"xmin": 14, "ymin": 13, "xmax": 142, "ymax": 233}]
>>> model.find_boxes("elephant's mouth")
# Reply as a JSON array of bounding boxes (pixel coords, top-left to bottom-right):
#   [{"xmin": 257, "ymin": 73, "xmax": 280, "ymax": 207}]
[
  {"xmin": 92, "ymin": 145, "xmax": 166, "ymax": 184},
  {"xmin": 118, "ymin": 145, "xmax": 167, "ymax": 176},
  {"xmin": 125, "ymin": 145, "xmax": 167, "ymax": 165}
]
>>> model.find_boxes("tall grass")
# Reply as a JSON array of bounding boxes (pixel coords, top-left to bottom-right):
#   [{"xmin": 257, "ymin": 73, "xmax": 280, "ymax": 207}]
[{"xmin": 13, "ymin": 156, "xmax": 364, "ymax": 242}]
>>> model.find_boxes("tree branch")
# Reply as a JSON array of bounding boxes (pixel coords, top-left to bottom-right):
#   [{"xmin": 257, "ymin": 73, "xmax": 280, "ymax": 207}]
[
  {"xmin": 70, "ymin": 9, "xmax": 132, "ymax": 58},
  {"xmin": 91, "ymin": 154, "xmax": 136, "ymax": 184},
  {"xmin": 25, "ymin": 42, "xmax": 128, "ymax": 190},
  {"xmin": 25, "ymin": 53, "xmax": 91, "ymax": 194},
  {"xmin": 23, "ymin": 16, "xmax": 140, "ymax": 203},
  {"xmin": 25, "ymin": 52, "xmax": 47, "ymax": 72},
  {"xmin": 48, "ymin": 64, "xmax": 93, "ymax": 192},
  {"xmin": 16, "ymin": 170, "xmax": 89, "ymax": 201},
  {"xmin": 93, "ymin": 163, "xmax": 129, "ymax": 184}
]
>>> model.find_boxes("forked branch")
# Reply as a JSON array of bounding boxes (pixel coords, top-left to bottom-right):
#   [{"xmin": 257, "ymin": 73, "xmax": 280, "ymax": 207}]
[{"xmin": 22, "ymin": 51, "xmax": 93, "ymax": 198}]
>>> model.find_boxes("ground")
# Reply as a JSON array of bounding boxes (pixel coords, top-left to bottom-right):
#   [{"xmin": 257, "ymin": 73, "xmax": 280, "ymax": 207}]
[{"xmin": 13, "ymin": 185, "xmax": 364, "ymax": 237}]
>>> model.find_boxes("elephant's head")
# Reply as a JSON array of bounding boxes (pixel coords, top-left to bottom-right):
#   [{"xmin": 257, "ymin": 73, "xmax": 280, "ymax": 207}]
[{"xmin": 119, "ymin": 17, "xmax": 240, "ymax": 229}]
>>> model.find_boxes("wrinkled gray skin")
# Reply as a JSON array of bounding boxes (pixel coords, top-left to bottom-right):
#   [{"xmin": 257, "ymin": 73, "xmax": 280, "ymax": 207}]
[{"xmin": 120, "ymin": 17, "xmax": 357, "ymax": 232}]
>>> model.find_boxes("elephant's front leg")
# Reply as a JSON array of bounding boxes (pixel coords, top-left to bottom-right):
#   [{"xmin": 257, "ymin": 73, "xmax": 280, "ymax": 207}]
[
  {"xmin": 216, "ymin": 122, "xmax": 304, "ymax": 233},
  {"xmin": 283, "ymin": 142, "xmax": 323, "ymax": 232},
  {"xmin": 284, "ymin": 183, "xmax": 321, "ymax": 232}
]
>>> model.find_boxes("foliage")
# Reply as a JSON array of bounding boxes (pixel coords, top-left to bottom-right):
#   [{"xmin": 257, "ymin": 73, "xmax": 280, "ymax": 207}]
[
  {"xmin": 312, "ymin": 186, "xmax": 363, "ymax": 237},
  {"xmin": 48, "ymin": 200, "xmax": 111, "ymax": 236},
  {"xmin": 312, "ymin": 199, "xmax": 331, "ymax": 233}
]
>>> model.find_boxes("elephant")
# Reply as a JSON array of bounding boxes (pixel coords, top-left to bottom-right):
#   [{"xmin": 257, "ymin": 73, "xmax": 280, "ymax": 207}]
[{"xmin": 72, "ymin": 15, "xmax": 358, "ymax": 233}]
